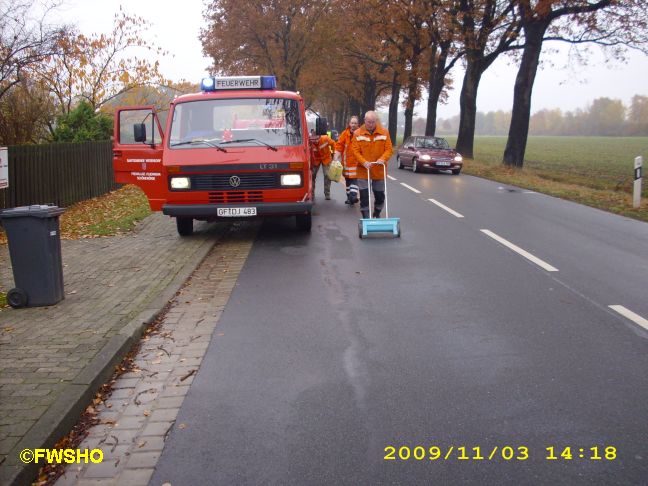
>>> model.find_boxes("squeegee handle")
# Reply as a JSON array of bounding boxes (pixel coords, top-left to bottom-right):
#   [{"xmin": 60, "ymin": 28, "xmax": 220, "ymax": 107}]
[
  {"xmin": 367, "ymin": 163, "xmax": 372, "ymax": 219},
  {"xmin": 381, "ymin": 162, "xmax": 388, "ymax": 218}
]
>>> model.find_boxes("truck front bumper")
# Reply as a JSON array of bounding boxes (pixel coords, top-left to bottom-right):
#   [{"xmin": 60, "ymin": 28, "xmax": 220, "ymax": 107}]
[{"xmin": 162, "ymin": 202, "xmax": 313, "ymax": 219}]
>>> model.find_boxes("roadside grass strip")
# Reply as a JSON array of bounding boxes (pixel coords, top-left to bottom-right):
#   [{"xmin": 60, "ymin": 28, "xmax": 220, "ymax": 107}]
[
  {"xmin": 427, "ymin": 198, "xmax": 464, "ymax": 218},
  {"xmin": 480, "ymin": 229, "xmax": 559, "ymax": 272},
  {"xmin": 400, "ymin": 183, "xmax": 421, "ymax": 194},
  {"xmin": 609, "ymin": 305, "xmax": 648, "ymax": 331}
]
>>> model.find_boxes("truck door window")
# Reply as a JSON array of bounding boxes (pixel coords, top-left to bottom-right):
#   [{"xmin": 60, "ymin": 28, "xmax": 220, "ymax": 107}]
[
  {"xmin": 119, "ymin": 109, "xmax": 162, "ymax": 145},
  {"xmin": 169, "ymin": 98, "xmax": 301, "ymax": 149}
]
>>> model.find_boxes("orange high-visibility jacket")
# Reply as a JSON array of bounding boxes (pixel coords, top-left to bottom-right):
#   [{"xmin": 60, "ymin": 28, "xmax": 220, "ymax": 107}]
[
  {"xmin": 351, "ymin": 124, "xmax": 393, "ymax": 180},
  {"xmin": 334, "ymin": 127, "xmax": 358, "ymax": 178},
  {"xmin": 312, "ymin": 134, "xmax": 334, "ymax": 167}
]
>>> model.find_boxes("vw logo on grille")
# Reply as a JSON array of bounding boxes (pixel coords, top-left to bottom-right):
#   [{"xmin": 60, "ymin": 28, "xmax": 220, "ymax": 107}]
[{"xmin": 229, "ymin": 175, "xmax": 241, "ymax": 188}]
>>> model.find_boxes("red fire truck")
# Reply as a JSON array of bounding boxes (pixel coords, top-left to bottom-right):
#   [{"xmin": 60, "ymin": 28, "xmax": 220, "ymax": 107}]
[{"xmin": 113, "ymin": 75, "xmax": 325, "ymax": 235}]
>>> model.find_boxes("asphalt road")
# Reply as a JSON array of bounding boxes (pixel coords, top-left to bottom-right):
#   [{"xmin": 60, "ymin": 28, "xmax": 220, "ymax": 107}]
[{"xmin": 151, "ymin": 162, "xmax": 648, "ymax": 485}]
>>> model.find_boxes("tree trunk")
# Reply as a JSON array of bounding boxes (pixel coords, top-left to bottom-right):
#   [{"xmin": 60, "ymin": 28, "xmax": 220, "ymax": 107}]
[
  {"xmin": 350, "ymin": 98, "xmax": 361, "ymax": 120},
  {"xmin": 425, "ymin": 45, "xmax": 448, "ymax": 136},
  {"xmin": 455, "ymin": 61, "xmax": 483, "ymax": 158},
  {"xmin": 403, "ymin": 82, "xmax": 416, "ymax": 141},
  {"xmin": 503, "ymin": 22, "xmax": 547, "ymax": 168},
  {"xmin": 388, "ymin": 71, "xmax": 401, "ymax": 145},
  {"xmin": 361, "ymin": 75, "xmax": 377, "ymax": 114}
]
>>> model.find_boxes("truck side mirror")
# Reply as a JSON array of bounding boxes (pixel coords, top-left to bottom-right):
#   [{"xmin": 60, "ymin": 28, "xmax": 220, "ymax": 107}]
[
  {"xmin": 315, "ymin": 117, "xmax": 328, "ymax": 136},
  {"xmin": 134, "ymin": 123, "xmax": 147, "ymax": 143}
]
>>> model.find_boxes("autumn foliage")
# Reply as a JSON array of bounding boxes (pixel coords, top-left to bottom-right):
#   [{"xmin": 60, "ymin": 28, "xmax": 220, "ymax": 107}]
[{"xmin": 0, "ymin": 2, "xmax": 168, "ymax": 145}]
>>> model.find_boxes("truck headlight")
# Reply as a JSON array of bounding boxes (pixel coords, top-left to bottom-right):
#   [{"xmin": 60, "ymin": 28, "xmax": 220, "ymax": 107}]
[
  {"xmin": 170, "ymin": 177, "xmax": 191, "ymax": 189},
  {"xmin": 454, "ymin": 155, "xmax": 463, "ymax": 162},
  {"xmin": 281, "ymin": 174, "xmax": 301, "ymax": 186}
]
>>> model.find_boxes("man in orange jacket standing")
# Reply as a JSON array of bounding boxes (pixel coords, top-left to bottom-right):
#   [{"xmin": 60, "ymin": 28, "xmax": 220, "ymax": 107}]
[
  {"xmin": 310, "ymin": 132, "xmax": 335, "ymax": 200},
  {"xmin": 351, "ymin": 111, "xmax": 393, "ymax": 219},
  {"xmin": 334, "ymin": 116, "xmax": 360, "ymax": 206}
]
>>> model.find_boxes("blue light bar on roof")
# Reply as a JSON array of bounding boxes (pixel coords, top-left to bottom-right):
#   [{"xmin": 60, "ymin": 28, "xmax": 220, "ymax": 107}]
[
  {"xmin": 260, "ymin": 76, "xmax": 276, "ymax": 89},
  {"xmin": 201, "ymin": 77, "xmax": 215, "ymax": 91},
  {"xmin": 200, "ymin": 75, "xmax": 276, "ymax": 92}
]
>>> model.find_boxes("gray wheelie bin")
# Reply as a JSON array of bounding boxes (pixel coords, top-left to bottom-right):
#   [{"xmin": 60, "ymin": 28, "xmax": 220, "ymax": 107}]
[{"xmin": 0, "ymin": 205, "xmax": 65, "ymax": 308}]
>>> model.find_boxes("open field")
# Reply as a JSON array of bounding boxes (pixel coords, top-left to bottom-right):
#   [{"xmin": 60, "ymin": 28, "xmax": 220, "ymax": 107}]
[
  {"xmin": 447, "ymin": 136, "xmax": 647, "ymax": 194},
  {"xmin": 439, "ymin": 136, "xmax": 648, "ymax": 222}
]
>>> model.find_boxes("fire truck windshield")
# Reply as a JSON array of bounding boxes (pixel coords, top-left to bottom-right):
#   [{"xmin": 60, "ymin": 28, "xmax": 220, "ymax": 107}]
[{"xmin": 169, "ymin": 98, "xmax": 301, "ymax": 149}]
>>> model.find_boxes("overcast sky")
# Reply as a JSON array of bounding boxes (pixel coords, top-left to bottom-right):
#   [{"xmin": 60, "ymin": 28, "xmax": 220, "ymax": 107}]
[{"xmin": 58, "ymin": 0, "xmax": 648, "ymax": 119}]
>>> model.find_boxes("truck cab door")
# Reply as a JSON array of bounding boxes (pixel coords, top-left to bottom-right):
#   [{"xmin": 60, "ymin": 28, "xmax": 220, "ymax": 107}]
[{"xmin": 113, "ymin": 106, "xmax": 165, "ymax": 197}]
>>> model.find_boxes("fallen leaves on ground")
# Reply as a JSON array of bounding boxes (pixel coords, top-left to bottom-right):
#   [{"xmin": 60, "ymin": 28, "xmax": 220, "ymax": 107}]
[
  {"xmin": 0, "ymin": 184, "xmax": 150, "ymax": 246},
  {"xmin": 58, "ymin": 184, "xmax": 151, "ymax": 239}
]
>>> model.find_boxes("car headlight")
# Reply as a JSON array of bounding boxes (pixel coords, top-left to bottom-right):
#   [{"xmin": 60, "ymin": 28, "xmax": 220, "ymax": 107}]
[
  {"xmin": 454, "ymin": 155, "xmax": 463, "ymax": 162},
  {"xmin": 281, "ymin": 174, "xmax": 301, "ymax": 186},
  {"xmin": 170, "ymin": 177, "xmax": 191, "ymax": 189},
  {"xmin": 420, "ymin": 154, "xmax": 431, "ymax": 161}
]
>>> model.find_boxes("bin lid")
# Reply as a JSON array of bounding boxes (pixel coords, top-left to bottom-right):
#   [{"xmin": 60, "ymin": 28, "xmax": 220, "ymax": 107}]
[{"xmin": 0, "ymin": 205, "xmax": 65, "ymax": 219}]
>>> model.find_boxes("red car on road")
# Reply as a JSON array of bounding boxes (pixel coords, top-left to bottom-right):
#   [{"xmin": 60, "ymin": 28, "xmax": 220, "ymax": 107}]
[{"xmin": 397, "ymin": 136, "xmax": 463, "ymax": 175}]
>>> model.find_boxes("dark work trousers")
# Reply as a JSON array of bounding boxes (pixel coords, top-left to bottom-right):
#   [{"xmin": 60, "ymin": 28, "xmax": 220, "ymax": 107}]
[
  {"xmin": 358, "ymin": 178, "xmax": 385, "ymax": 217},
  {"xmin": 345, "ymin": 178, "xmax": 358, "ymax": 203},
  {"xmin": 311, "ymin": 163, "xmax": 331, "ymax": 199}
]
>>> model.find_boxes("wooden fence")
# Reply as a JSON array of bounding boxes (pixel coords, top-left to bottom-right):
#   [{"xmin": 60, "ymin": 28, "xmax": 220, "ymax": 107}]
[{"xmin": 0, "ymin": 141, "xmax": 117, "ymax": 210}]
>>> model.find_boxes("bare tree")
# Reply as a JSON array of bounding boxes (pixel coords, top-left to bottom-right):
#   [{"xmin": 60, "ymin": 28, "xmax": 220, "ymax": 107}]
[
  {"xmin": 503, "ymin": 0, "xmax": 648, "ymax": 167},
  {"xmin": 455, "ymin": 0, "xmax": 523, "ymax": 159},
  {"xmin": 423, "ymin": 1, "xmax": 464, "ymax": 136},
  {"xmin": 0, "ymin": 0, "xmax": 67, "ymax": 102}
]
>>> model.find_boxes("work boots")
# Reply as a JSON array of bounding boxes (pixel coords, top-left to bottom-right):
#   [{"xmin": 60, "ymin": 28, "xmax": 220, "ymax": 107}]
[
  {"xmin": 373, "ymin": 210, "xmax": 382, "ymax": 219},
  {"xmin": 361, "ymin": 209, "xmax": 370, "ymax": 219}
]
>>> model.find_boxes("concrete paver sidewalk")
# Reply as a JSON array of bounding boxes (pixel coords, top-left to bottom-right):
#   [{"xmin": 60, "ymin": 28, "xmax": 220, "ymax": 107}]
[
  {"xmin": 0, "ymin": 214, "xmax": 228, "ymax": 485},
  {"xmin": 54, "ymin": 224, "xmax": 256, "ymax": 485}
]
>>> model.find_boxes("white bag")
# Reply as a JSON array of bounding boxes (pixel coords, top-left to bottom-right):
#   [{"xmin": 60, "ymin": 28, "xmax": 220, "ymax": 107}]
[{"xmin": 327, "ymin": 160, "xmax": 343, "ymax": 182}]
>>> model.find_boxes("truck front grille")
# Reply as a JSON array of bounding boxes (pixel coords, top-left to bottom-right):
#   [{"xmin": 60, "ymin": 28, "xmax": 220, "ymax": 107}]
[
  {"xmin": 208, "ymin": 191, "xmax": 264, "ymax": 204},
  {"xmin": 191, "ymin": 173, "xmax": 280, "ymax": 191}
]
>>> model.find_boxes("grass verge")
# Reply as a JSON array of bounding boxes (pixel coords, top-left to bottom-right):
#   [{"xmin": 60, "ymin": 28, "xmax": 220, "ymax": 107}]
[
  {"xmin": 0, "ymin": 184, "xmax": 151, "ymax": 245},
  {"xmin": 58, "ymin": 184, "xmax": 151, "ymax": 239},
  {"xmin": 461, "ymin": 158, "xmax": 648, "ymax": 222},
  {"xmin": 443, "ymin": 136, "xmax": 648, "ymax": 223}
]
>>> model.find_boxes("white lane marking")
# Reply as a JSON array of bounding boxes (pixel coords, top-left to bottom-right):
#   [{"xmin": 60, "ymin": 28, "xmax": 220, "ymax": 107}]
[
  {"xmin": 400, "ymin": 183, "xmax": 421, "ymax": 194},
  {"xmin": 609, "ymin": 305, "xmax": 648, "ymax": 331},
  {"xmin": 427, "ymin": 198, "xmax": 464, "ymax": 218},
  {"xmin": 387, "ymin": 175, "xmax": 397, "ymax": 181},
  {"xmin": 480, "ymin": 229, "xmax": 559, "ymax": 272}
]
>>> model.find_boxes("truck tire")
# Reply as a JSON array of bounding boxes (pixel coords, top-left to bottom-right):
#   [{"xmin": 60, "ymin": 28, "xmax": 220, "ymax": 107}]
[
  {"xmin": 296, "ymin": 213, "xmax": 312, "ymax": 231},
  {"xmin": 176, "ymin": 217, "xmax": 194, "ymax": 236}
]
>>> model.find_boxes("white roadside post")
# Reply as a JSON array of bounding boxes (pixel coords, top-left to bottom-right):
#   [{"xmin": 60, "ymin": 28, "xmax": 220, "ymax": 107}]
[
  {"xmin": 633, "ymin": 156, "xmax": 643, "ymax": 209},
  {"xmin": 0, "ymin": 147, "xmax": 8, "ymax": 189}
]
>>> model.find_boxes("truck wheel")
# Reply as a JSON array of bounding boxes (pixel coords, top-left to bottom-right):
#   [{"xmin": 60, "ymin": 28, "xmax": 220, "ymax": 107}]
[
  {"xmin": 296, "ymin": 213, "xmax": 312, "ymax": 231},
  {"xmin": 8, "ymin": 288, "xmax": 28, "ymax": 308},
  {"xmin": 176, "ymin": 217, "xmax": 194, "ymax": 236}
]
